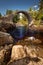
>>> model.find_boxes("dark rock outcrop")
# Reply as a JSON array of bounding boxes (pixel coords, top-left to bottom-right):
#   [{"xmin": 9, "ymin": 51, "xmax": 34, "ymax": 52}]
[
  {"xmin": 0, "ymin": 31, "xmax": 14, "ymax": 46},
  {"xmin": 0, "ymin": 22, "xmax": 16, "ymax": 32},
  {"xmin": 0, "ymin": 44, "xmax": 13, "ymax": 65}
]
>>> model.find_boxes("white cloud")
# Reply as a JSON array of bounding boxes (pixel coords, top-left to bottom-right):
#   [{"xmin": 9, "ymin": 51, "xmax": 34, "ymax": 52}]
[
  {"xmin": 36, "ymin": 8, "xmax": 39, "ymax": 10},
  {"xmin": 34, "ymin": 5, "xmax": 38, "ymax": 8},
  {"xmin": 33, "ymin": 5, "xmax": 39, "ymax": 11}
]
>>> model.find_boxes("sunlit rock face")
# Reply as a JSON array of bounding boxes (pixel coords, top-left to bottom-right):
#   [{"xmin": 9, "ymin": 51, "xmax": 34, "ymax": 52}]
[
  {"xmin": 24, "ymin": 46, "xmax": 38, "ymax": 58},
  {"xmin": 0, "ymin": 49, "xmax": 5, "ymax": 63},
  {"xmin": 8, "ymin": 45, "xmax": 43, "ymax": 65},
  {"xmin": 11, "ymin": 45, "xmax": 26, "ymax": 61}
]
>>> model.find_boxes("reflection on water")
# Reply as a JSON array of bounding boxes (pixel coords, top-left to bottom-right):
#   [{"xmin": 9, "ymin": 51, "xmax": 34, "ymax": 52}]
[
  {"xmin": 7, "ymin": 25, "xmax": 43, "ymax": 43},
  {"xmin": 13, "ymin": 26, "xmax": 26, "ymax": 39}
]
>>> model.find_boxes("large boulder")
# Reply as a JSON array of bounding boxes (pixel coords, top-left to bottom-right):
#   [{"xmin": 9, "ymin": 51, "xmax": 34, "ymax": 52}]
[
  {"xmin": 0, "ymin": 31, "xmax": 14, "ymax": 46},
  {"xmin": 0, "ymin": 21, "xmax": 16, "ymax": 34},
  {"xmin": 11, "ymin": 45, "xmax": 26, "ymax": 61}
]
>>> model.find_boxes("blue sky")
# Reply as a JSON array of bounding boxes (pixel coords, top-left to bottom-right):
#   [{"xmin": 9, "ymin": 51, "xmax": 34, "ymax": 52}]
[{"xmin": 0, "ymin": 0, "xmax": 39, "ymax": 15}]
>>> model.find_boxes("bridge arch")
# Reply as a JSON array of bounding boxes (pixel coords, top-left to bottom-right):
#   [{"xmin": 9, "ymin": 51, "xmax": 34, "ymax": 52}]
[{"xmin": 14, "ymin": 11, "xmax": 32, "ymax": 24}]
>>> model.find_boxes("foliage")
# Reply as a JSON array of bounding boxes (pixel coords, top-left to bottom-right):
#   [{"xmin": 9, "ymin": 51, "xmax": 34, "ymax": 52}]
[
  {"xmin": 29, "ymin": 8, "xmax": 32, "ymax": 11},
  {"xmin": 13, "ymin": 13, "xmax": 28, "ymax": 25},
  {"xmin": 13, "ymin": 14, "xmax": 19, "ymax": 23},
  {"xmin": 6, "ymin": 10, "xmax": 13, "ymax": 15},
  {"xmin": 0, "ymin": 13, "xmax": 2, "ymax": 18},
  {"xmin": 39, "ymin": 0, "xmax": 43, "ymax": 11},
  {"xmin": 28, "ymin": 9, "xmax": 38, "ymax": 19},
  {"xmin": 22, "ymin": 15, "xmax": 27, "ymax": 21},
  {"xmin": 28, "ymin": 7, "xmax": 38, "ymax": 19},
  {"xmin": 34, "ymin": 20, "xmax": 41, "ymax": 26},
  {"xmin": 18, "ymin": 19, "xmax": 28, "ymax": 26},
  {"xmin": 38, "ymin": 13, "xmax": 43, "ymax": 20}
]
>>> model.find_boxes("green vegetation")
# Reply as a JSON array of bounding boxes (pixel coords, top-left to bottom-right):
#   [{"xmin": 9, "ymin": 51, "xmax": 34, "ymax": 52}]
[
  {"xmin": 39, "ymin": 0, "xmax": 43, "ymax": 11},
  {"xmin": 6, "ymin": 9, "xmax": 13, "ymax": 15},
  {"xmin": 13, "ymin": 14, "xmax": 19, "ymax": 23},
  {"xmin": 13, "ymin": 13, "xmax": 28, "ymax": 26},
  {"xmin": 36, "ymin": 0, "xmax": 43, "ymax": 20},
  {"xmin": 0, "ymin": 13, "xmax": 2, "ymax": 18},
  {"xmin": 28, "ymin": 0, "xmax": 43, "ymax": 26},
  {"xmin": 17, "ymin": 19, "xmax": 28, "ymax": 26},
  {"xmin": 0, "ymin": 0, "xmax": 42, "ymax": 26}
]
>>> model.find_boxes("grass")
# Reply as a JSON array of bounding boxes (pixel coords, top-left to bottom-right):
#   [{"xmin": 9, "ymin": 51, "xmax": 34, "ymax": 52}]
[
  {"xmin": 17, "ymin": 19, "xmax": 28, "ymax": 26},
  {"xmin": 34, "ymin": 20, "xmax": 41, "ymax": 27}
]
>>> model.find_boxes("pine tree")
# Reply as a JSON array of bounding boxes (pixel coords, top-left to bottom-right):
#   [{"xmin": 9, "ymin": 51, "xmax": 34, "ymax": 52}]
[
  {"xmin": 0, "ymin": 13, "xmax": 2, "ymax": 18},
  {"xmin": 39, "ymin": 0, "xmax": 43, "ymax": 11}
]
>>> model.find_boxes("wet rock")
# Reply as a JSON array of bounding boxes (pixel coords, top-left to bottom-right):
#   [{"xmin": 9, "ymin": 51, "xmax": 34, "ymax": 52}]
[
  {"xmin": 11, "ymin": 45, "xmax": 26, "ymax": 61},
  {"xmin": 25, "ymin": 37, "xmax": 42, "ymax": 44},
  {"xmin": 25, "ymin": 37, "xmax": 35, "ymax": 41},
  {"xmin": 0, "ymin": 31, "xmax": 14, "ymax": 46}
]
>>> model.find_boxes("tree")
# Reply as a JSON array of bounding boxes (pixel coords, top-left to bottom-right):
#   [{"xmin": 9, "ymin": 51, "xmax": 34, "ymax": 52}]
[
  {"xmin": 0, "ymin": 13, "xmax": 2, "ymax": 18},
  {"xmin": 39, "ymin": 0, "xmax": 43, "ymax": 11},
  {"xmin": 36, "ymin": 0, "xmax": 43, "ymax": 20},
  {"xmin": 13, "ymin": 14, "xmax": 19, "ymax": 23},
  {"xmin": 29, "ymin": 8, "xmax": 32, "ymax": 12},
  {"xmin": 28, "ymin": 8, "xmax": 38, "ymax": 19},
  {"xmin": 6, "ymin": 10, "xmax": 13, "ymax": 15}
]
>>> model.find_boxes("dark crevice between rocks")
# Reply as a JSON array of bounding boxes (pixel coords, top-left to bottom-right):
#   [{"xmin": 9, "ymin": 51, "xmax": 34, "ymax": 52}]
[
  {"xmin": 3, "ymin": 44, "xmax": 13, "ymax": 65},
  {"xmin": 7, "ymin": 57, "xmax": 40, "ymax": 65},
  {"xmin": 30, "ymin": 57, "xmax": 40, "ymax": 62}
]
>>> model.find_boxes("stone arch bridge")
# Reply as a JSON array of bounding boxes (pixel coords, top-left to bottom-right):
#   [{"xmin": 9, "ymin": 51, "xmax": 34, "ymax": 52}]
[{"xmin": 14, "ymin": 10, "xmax": 32, "ymax": 24}]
